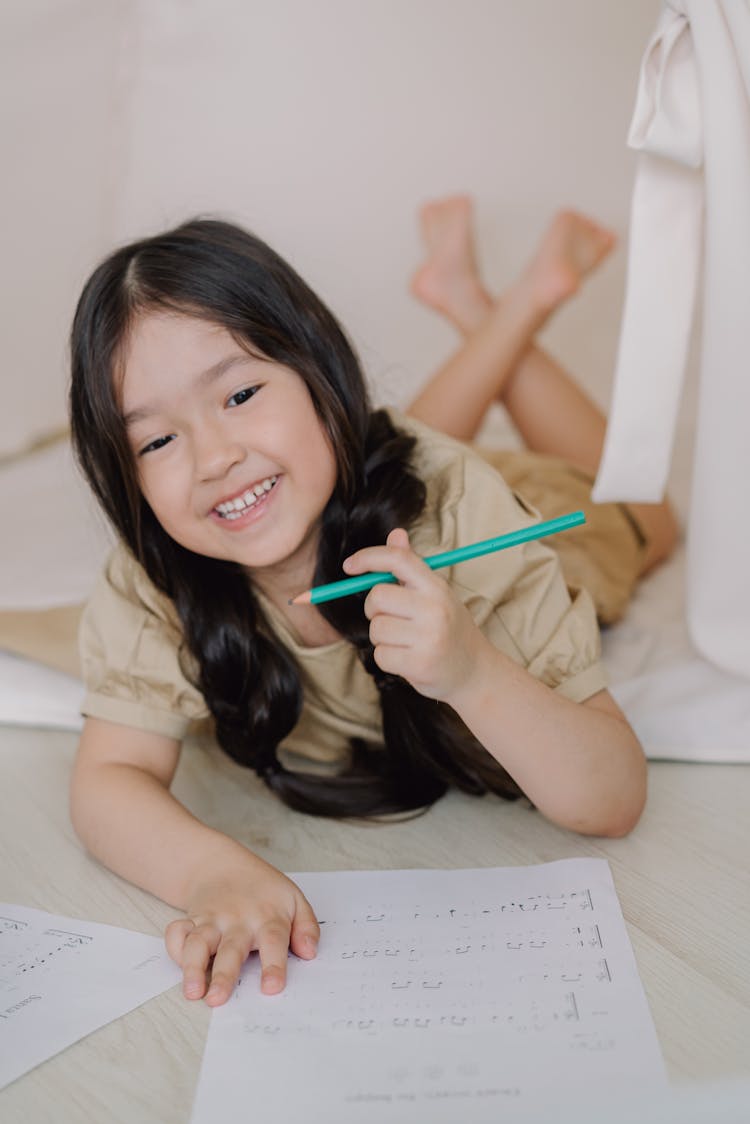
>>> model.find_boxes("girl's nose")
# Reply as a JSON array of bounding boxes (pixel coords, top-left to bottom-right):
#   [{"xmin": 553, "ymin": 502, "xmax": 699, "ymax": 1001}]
[{"xmin": 194, "ymin": 420, "xmax": 245, "ymax": 481}]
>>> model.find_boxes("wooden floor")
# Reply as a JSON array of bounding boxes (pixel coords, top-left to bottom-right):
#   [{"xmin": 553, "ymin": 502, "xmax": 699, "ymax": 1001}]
[{"xmin": 1, "ymin": 725, "xmax": 749, "ymax": 1122}]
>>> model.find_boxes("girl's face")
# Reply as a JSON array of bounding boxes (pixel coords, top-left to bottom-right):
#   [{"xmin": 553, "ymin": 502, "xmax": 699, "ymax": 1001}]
[{"xmin": 120, "ymin": 311, "xmax": 338, "ymax": 591}]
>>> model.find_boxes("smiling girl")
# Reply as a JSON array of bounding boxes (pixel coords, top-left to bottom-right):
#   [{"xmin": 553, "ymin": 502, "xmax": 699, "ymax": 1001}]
[{"xmin": 68, "ymin": 204, "xmax": 675, "ymax": 1008}]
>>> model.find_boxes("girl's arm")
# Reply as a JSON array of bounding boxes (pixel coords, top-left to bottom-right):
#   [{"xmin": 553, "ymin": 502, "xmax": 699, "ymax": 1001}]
[
  {"xmin": 446, "ymin": 663, "xmax": 646, "ymax": 837},
  {"xmin": 70, "ymin": 717, "xmax": 319, "ymax": 1004},
  {"xmin": 345, "ymin": 530, "xmax": 646, "ymax": 837}
]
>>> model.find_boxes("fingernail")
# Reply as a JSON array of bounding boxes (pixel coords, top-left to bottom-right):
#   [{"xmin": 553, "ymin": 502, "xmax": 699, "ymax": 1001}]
[
  {"xmin": 262, "ymin": 972, "xmax": 283, "ymax": 993},
  {"xmin": 206, "ymin": 984, "xmax": 221, "ymax": 1000},
  {"xmin": 305, "ymin": 936, "xmax": 319, "ymax": 953}
]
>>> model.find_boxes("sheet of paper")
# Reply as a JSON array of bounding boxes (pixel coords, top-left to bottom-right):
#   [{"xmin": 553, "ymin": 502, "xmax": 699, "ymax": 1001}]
[
  {"xmin": 0, "ymin": 903, "xmax": 181, "ymax": 1089},
  {"xmin": 191, "ymin": 858, "xmax": 667, "ymax": 1123}
]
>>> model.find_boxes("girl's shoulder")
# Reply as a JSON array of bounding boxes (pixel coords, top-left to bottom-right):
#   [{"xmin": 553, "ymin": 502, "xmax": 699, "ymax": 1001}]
[
  {"xmin": 79, "ymin": 542, "xmax": 187, "ymax": 676},
  {"xmin": 385, "ymin": 408, "xmax": 535, "ymax": 552},
  {"xmin": 91, "ymin": 542, "xmax": 182, "ymax": 632},
  {"xmin": 78, "ymin": 542, "xmax": 208, "ymax": 736},
  {"xmin": 388, "ymin": 407, "xmax": 495, "ymax": 474}
]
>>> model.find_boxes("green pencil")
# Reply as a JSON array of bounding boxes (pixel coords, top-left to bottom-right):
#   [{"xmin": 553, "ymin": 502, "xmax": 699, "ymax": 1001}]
[{"xmin": 291, "ymin": 510, "xmax": 586, "ymax": 605}]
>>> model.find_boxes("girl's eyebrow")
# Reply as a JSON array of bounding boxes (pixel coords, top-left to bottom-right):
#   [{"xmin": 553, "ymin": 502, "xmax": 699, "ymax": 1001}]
[{"xmin": 123, "ymin": 352, "xmax": 254, "ymax": 428}]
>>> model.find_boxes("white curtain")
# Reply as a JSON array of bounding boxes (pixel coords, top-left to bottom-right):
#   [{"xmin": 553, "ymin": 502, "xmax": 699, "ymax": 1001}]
[{"xmin": 593, "ymin": 0, "xmax": 750, "ymax": 679}]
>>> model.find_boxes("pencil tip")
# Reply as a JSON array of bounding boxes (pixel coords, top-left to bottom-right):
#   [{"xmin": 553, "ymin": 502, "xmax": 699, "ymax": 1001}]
[{"xmin": 289, "ymin": 591, "xmax": 312, "ymax": 606}]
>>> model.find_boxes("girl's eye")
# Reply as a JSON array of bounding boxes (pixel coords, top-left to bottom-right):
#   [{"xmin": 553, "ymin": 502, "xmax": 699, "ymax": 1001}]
[
  {"xmin": 227, "ymin": 385, "xmax": 259, "ymax": 407},
  {"xmin": 139, "ymin": 434, "xmax": 174, "ymax": 456}
]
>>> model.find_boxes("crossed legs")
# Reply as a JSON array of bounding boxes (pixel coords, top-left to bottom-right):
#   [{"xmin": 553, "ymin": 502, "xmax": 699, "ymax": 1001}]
[{"xmin": 406, "ymin": 196, "xmax": 678, "ymax": 574}]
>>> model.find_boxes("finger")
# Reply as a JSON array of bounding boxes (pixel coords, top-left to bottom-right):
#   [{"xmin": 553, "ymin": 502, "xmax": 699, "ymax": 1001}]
[
  {"xmin": 180, "ymin": 923, "xmax": 222, "ymax": 1000},
  {"xmin": 344, "ymin": 539, "xmax": 431, "ymax": 589},
  {"xmin": 386, "ymin": 527, "xmax": 410, "ymax": 549},
  {"xmin": 255, "ymin": 920, "xmax": 294, "ymax": 995},
  {"xmin": 205, "ymin": 931, "xmax": 252, "ymax": 1007},
  {"xmin": 363, "ymin": 580, "xmax": 419, "ymax": 622},
  {"xmin": 289, "ymin": 895, "xmax": 321, "ymax": 962},
  {"xmin": 343, "ymin": 527, "xmax": 414, "ymax": 575},
  {"xmin": 165, "ymin": 918, "xmax": 211, "ymax": 1000},
  {"xmin": 372, "ymin": 644, "xmax": 428, "ymax": 685},
  {"xmin": 164, "ymin": 918, "xmax": 195, "ymax": 964},
  {"xmin": 369, "ymin": 614, "xmax": 415, "ymax": 649}
]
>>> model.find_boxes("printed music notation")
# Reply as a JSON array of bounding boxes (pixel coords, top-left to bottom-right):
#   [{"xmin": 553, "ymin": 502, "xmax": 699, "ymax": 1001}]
[
  {"xmin": 0, "ymin": 904, "xmax": 179, "ymax": 1090},
  {"xmin": 191, "ymin": 859, "xmax": 667, "ymax": 1124},
  {"xmin": 1, "ymin": 917, "xmax": 94, "ymax": 994}
]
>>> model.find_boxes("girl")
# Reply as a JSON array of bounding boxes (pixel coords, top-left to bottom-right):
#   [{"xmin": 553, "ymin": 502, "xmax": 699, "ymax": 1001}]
[{"xmin": 68, "ymin": 199, "xmax": 676, "ymax": 1010}]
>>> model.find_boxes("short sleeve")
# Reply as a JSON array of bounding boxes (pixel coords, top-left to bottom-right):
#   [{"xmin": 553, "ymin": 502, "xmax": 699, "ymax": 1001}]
[
  {"xmin": 78, "ymin": 544, "xmax": 210, "ymax": 739},
  {"xmin": 404, "ymin": 417, "xmax": 608, "ymax": 703}
]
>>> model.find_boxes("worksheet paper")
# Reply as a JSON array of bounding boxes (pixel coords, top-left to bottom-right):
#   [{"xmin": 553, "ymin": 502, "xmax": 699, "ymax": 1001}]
[
  {"xmin": 191, "ymin": 858, "xmax": 666, "ymax": 1124},
  {"xmin": 0, "ymin": 904, "xmax": 181, "ymax": 1089}
]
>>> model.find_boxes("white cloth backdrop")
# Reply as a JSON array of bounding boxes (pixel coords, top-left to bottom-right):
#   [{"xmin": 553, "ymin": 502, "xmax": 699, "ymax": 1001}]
[{"xmin": 593, "ymin": 0, "xmax": 750, "ymax": 680}]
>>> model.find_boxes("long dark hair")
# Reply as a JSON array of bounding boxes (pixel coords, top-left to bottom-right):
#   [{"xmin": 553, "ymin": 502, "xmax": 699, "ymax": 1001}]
[{"xmin": 70, "ymin": 218, "xmax": 522, "ymax": 816}]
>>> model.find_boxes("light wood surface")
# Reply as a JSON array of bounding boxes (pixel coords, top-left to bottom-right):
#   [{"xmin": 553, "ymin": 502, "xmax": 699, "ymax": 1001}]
[{"xmin": 1, "ymin": 724, "xmax": 748, "ymax": 1123}]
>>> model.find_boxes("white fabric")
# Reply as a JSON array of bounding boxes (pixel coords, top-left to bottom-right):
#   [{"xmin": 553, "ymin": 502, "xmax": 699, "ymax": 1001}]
[
  {"xmin": 592, "ymin": 0, "xmax": 750, "ymax": 679},
  {"xmin": 612, "ymin": 661, "xmax": 750, "ymax": 763},
  {"xmin": 0, "ymin": 441, "xmax": 113, "ymax": 610},
  {"xmin": 0, "ymin": 651, "xmax": 84, "ymax": 731},
  {"xmin": 603, "ymin": 548, "xmax": 750, "ymax": 763},
  {"xmin": 593, "ymin": 8, "xmax": 703, "ymax": 503}
]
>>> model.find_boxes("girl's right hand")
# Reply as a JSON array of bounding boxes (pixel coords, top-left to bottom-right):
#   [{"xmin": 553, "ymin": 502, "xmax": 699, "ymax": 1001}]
[{"xmin": 164, "ymin": 852, "xmax": 320, "ymax": 1007}]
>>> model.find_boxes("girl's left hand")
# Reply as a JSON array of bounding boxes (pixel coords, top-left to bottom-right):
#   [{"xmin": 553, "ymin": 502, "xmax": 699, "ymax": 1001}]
[{"xmin": 342, "ymin": 528, "xmax": 488, "ymax": 703}]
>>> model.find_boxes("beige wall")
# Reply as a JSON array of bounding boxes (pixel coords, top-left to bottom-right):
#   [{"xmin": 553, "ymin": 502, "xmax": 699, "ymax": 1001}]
[{"xmin": 1, "ymin": 0, "xmax": 660, "ymax": 456}]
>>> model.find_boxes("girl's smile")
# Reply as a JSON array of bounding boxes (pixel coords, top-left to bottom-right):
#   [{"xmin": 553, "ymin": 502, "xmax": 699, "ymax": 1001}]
[
  {"xmin": 120, "ymin": 311, "xmax": 338, "ymax": 592},
  {"xmin": 211, "ymin": 473, "xmax": 279, "ymax": 523}
]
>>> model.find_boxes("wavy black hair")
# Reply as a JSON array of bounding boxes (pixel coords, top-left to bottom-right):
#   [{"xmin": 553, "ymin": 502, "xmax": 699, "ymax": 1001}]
[{"xmin": 69, "ymin": 218, "xmax": 522, "ymax": 815}]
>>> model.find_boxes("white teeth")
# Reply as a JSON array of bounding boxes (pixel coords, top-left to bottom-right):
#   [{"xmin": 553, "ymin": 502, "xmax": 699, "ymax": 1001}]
[{"xmin": 215, "ymin": 476, "xmax": 277, "ymax": 517}]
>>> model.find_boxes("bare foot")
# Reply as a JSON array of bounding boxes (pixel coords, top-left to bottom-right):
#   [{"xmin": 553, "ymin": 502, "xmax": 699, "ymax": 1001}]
[
  {"xmin": 410, "ymin": 195, "xmax": 491, "ymax": 334},
  {"xmin": 523, "ymin": 210, "xmax": 616, "ymax": 315}
]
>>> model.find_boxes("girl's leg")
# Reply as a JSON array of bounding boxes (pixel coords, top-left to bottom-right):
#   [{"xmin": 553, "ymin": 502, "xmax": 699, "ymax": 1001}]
[
  {"xmin": 407, "ymin": 197, "xmax": 678, "ymax": 573},
  {"xmin": 499, "ymin": 344, "xmax": 679, "ymax": 573},
  {"xmin": 407, "ymin": 196, "xmax": 615, "ymax": 441}
]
